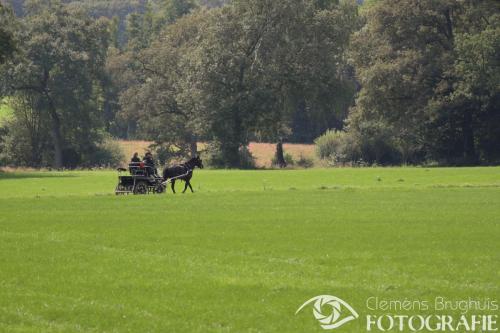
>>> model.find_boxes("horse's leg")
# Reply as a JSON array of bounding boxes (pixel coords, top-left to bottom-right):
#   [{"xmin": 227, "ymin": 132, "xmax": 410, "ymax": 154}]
[
  {"xmin": 187, "ymin": 181, "xmax": 194, "ymax": 193},
  {"xmin": 182, "ymin": 180, "xmax": 189, "ymax": 193},
  {"xmin": 171, "ymin": 180, "xmax": 176, "ymax": 194}
]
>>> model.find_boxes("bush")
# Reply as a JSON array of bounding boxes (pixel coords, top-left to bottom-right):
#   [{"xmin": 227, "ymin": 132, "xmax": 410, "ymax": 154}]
[
  {"xmin": 354, "ymin": 121, "xmax": 402, "ymax": 165},
  {"xmin": 284, "ymin": 153, "xmax": 295, "ymax": 166},
  {"xmin": 315, "ymin": 130, "xmax": 360, "ymax": 165},
  {"xmin": 85, "ymin": 138, "xmax": 125, "ymax": 168},
  {"xmin": 204, "ymin": 142, "xmax": 256, "ymax": 169},
  {"xmin": 315, "ymin": 130, "xmax": 345, "ymax": 160},
  {"xmin": 315, "ymin": 124, "xmax": 402, "ymax": 166},
  {"xmin": 296, "ymin": 154, "xmax": 314, "ymax": 168}
]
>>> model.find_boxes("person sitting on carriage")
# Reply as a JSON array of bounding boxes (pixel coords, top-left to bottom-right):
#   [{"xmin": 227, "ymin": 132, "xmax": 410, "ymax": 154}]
[
  {"xmin": 131, "ymin": 152, "xmax": 141, "ymax": 163},
  {"xmin": 143, "ymin": 152, "xmax": 159, "ymax": 177}
]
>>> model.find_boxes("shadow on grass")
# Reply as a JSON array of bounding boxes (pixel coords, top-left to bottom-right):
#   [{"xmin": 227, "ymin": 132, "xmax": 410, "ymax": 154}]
[{"xmin": 0, "ymin": 172, "xmax": 77, "ymax": 180}]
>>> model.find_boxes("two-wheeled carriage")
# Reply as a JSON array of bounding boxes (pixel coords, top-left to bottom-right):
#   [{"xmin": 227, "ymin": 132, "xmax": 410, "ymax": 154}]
[{"xmin": 115, "ymin": 162, "xmax": 165, "ymax": 195}]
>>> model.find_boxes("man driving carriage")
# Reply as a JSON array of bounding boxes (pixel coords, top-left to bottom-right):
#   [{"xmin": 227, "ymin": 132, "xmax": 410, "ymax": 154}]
[{"xmin": 143, "ymin": 152, "xmax": 159, "ymax": 177}]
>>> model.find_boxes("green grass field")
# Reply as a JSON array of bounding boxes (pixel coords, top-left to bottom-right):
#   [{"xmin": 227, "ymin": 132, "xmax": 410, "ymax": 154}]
[{"xmin": 0, "ymin": 168, "xmax": 499, "ymax": 332}]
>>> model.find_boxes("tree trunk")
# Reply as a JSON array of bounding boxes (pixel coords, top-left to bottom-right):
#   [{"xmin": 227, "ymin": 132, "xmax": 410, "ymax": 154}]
[
  {"xmin": 462, "ymin": 110, "xmax": 477, "ymax": 165},
  {"xmin": 275, "ymin": 140, "xmax": 287, "ymax": 168},
  {"xmin": 44, "ymin": 91, "xmax": 64, "ymax": 168},
  {"xmin": 30, "ymin": 137, "xmax": 42, "ymax": 167},
  {"xmin": 190, "ymin": 140, "xmax": 197, "ymax": 158},
  {"xmin": 222, "ymin": 143, "xmax": 241, "ymax": 168},
  {"xmin": 49, "ymin": 111, "xmax": 63, "ymax": 168}
]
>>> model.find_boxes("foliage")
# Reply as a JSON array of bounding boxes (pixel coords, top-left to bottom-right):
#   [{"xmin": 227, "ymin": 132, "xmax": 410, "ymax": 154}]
[
  {"xmin": 0, "ymin": 3, "xmax": 16, "ymax": 65},
  {"xmin": 0, "ymin": 96, "xmax": 50, "ymax": 166},
  {"xmin": 349, "ymin": 0, "xmax": 500, "ymax": 165},
  {"xmin": 0, "ymin": 99, "xmax": 14, "ymax": 124},
  {"xmin": 2, "ymin": 0, "xmax": 500, "ymax": 168},
  {"xmin": 204, "ymin": 142, "xmax": 257, "ymax": 169},
  {"xmin": 0, "ymin": 99, "xmax": 124, "ymax": 167},
  {"xmin": 295, "ymin": 154, "xmax": 314, "ymax": 168},
  {"xmin": 117, "ymin": 0, "xmax": 360, "ymax": 167},
  {"xmin": 428, "ymin": 22, "xmax": 500, "ymax": 164},
  {"xmin": 183, "ymin": 0, "xmax": 360, "ymax": 166},
  {"xmin": 87, "ymin": 137, "xmax": 126, "ymax": 167},
  {"xmin": 154, "ymin": 0, "xmax": 197, "ymax": 29},
  {"xmin": 315, "ymin": 125, "xmax": 403, "ymax": 166},
  {"xmin": 119, "ymin": 10, "xmax": 209, "ymax": 157},
  {"xmin": 0, "ymin": 0, "xmax": 110, "ymax": 168},
  {"xmin": 315, "ymin": 129, "xmax": 345, "ymax": 160}
]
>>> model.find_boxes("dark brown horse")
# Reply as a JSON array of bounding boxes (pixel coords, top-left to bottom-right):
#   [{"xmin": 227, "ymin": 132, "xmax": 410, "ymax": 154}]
[{"xmin": 162, "ymin": 156, "xmax": 204, "ymax": 193}]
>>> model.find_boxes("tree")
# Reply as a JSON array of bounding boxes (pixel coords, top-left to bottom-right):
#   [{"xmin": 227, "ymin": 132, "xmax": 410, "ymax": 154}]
[
  {"xmin": 0, "ymin": 95, "xmax": 50, "ymax": 166},
  {"xmin": 119, "ymin": 9, "xmax": 210, "ymax": 159},
  {"xmin": 191, "ymin": 0, "xmax": 359, "ymax": 166},
  {"xmin": 350, "ymin": 0, "xmax": 500, "ymax": 165},
  {"xmin": 1, "ymin": 0, "xmax": 110, "ymax": 167},
  {"xmin": 429, "ymin": 20, "xmax": 500, "ymax": 164}
]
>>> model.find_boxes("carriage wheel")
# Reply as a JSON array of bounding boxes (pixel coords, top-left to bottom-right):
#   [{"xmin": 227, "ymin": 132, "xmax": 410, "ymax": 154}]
[{"xmin": 133, "ymin": 181, "xmax": 148, "ymax": 195}]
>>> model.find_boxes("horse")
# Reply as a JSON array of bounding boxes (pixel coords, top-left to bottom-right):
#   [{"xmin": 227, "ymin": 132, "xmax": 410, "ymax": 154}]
[{"xmin": 162, "ymin": 156, "xmax": 204, "ymax": 194}]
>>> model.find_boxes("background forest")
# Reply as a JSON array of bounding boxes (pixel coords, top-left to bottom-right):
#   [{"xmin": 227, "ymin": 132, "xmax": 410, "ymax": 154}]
[{"xmin": 0, "ymin": 0, "xmax": 499, "ymax": 168}]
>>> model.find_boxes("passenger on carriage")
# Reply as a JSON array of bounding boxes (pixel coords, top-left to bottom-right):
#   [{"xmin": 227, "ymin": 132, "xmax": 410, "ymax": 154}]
[{"xmin": 131, "ymin": 152, "xmax": 141, "ymax": 163}]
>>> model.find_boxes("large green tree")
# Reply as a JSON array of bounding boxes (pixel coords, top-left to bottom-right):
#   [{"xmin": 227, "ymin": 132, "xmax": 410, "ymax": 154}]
[
  {"xmin": 2, "ymin": 0, "xmax": 110, "ymax": 167},
  {"xmin": 119, "ymin": 9, "xmax": 210, "ymax": 158},
  {"xmin": 192, "ymin": 0, "xmax": 359, "ymax": 166},
  {"xmin": 350, "ymin": 0, "xmax": 500, "ymax": 165},
  {"xmin": 429, "ymin": 14, "xmax": 500, "ymax": 163},
  {"xmin": 103, "ymin": 0, "xmax": 199, "ymax": 141}
]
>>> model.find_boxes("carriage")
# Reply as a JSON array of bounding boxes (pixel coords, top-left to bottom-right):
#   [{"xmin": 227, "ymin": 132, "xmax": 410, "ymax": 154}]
[
  {"xmin": 115, "ymin": 157, "xmax": 204, "ymax": 195},
  {"xmin": 115, "ymin": 162, "xmax": 165, "ymax": 195}
]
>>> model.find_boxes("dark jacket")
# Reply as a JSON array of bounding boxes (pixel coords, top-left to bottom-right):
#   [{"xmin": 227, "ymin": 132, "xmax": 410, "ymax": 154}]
[
  {"xmin": 143, "ymin": 156, "xmax": 158, "ymax": 176},
  {"xmin": 131, "ymin": 156, "xmax": 141, "ymax": 163},
  {"xmin": 143, "ymin": 156, "xmax": 155, "ymax": 167}
]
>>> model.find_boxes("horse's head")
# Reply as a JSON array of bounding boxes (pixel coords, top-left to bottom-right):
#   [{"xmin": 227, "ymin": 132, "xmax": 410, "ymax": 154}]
[{"xmin": 193, "ymin": 156, "xmax": 204, "ymax": 169}]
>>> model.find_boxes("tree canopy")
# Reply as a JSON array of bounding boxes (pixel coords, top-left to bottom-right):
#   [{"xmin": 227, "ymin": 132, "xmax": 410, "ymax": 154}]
[
  {"xmin": 0, "ymin": 0, "xmax": 499, "ymax": 168},
  {"xmin": 1, "ymin": 1, "xmax": 109, "ymax": 167},
  {"xmin": 348, "ymin": 0, "xmax": 500, "ymax": 165}
]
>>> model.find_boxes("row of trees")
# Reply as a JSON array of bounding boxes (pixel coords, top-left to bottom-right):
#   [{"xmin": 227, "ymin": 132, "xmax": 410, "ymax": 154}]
[{"xmin": 1, "ymin": 0, "xmax": 499, "ymax": 168}]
